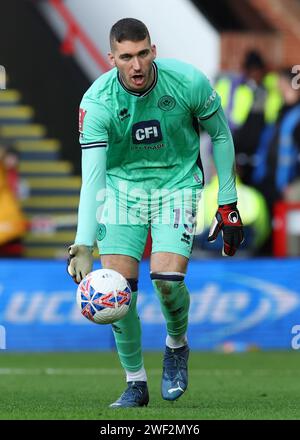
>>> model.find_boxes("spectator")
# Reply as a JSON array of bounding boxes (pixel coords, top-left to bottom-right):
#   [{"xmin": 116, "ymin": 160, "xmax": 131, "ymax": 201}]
[
  {"xmin": 0, "ymin": 142, "xmax": 27, "ymax": 256},
  {"xmin": 215, "ymin": 50, "xmax": 282, "ymax": 185},
  {"xmin": 1, "ymin": 144, "xmax": 19, "ymax": 195},
  {"xmin": 252, "ymin": 68, "xmax": 300, "ymax": 213}
]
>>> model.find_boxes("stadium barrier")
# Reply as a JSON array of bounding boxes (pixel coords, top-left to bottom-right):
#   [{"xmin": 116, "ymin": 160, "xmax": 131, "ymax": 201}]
[{"xmin": 0, "ymin": 258, "xmax": 299, "ymax": 351}]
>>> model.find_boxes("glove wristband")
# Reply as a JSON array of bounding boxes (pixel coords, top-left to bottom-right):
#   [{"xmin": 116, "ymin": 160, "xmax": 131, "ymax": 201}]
[{"xmin": 219, "ymin": 202, "xmax": 237, "ymax": 209}]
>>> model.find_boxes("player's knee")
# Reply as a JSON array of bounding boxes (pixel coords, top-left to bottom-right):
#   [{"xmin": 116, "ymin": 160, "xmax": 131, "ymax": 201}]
[
  {"xmin": 150, "ymin": 272, "xmax": 186, "ymax": 304},
  {"xmin": 100, "ymin": 255, "xmax": 138, "ymax": 280}
]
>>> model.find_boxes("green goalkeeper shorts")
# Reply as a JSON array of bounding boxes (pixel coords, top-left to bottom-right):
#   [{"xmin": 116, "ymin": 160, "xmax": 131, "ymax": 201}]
[{"xmin": 96, "ymin": 184, "xmax": 202, "ymax": 261}]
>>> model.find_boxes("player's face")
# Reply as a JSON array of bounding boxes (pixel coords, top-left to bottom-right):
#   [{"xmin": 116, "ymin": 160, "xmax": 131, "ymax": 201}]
[{"xmin": 108, "ymin": 38, "xmax": 157, "ymax": 92}]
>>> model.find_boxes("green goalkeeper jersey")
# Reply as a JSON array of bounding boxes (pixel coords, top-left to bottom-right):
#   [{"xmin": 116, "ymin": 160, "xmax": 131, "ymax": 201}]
[
  {"xmin": 80, "ymin": 58, "xmax": 223, "ymax": 192},
  {"xmin": 75, "ymin": 58, "xmax": 237, "ymax": 245}
]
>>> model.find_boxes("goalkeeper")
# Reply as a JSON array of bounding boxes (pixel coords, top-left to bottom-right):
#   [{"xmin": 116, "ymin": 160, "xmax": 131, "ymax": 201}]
[{"xmin": 68, "ymin": 18, "xmax": 244, "ymax": 408}]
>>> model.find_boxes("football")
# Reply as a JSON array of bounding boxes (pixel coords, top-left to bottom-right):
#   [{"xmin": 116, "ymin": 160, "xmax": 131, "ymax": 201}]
[{"xmin": 76, "ymin": 269, "xmax": 132, "ymax": 324}]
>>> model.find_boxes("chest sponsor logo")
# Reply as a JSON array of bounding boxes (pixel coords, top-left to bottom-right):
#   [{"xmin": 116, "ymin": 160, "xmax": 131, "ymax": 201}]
[
  {"xmin": 132, "ymin": 120, "xmax": 163, "ymax": 144},
  {"xmin": 158, "ymin": 95, "xmax": 176, "ymax": 111}
]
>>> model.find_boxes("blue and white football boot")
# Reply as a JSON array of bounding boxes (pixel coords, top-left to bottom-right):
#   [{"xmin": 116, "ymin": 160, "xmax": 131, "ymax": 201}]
[
  {"xmin": 109, "ymin": 381, "xmax": 149, "ymax": 408},
  {"xmin": 161, "ymin": 345, "xmax": 189, "ymax": 401}
]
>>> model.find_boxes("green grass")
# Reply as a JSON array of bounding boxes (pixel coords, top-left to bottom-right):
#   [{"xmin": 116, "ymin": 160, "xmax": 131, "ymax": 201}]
[{"xmin": 0, "ymin": 351, "xmax": 299, "ymax": 420}]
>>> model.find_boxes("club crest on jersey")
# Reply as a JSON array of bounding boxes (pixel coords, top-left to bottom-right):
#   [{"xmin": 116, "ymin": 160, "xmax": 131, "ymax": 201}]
[
  {"xmin": 228, "ymin": 211, "xmax": 239, "ymax": 223},
  {"xmin": 158, "ymin": 95, "xmax": 176, "ymax": 111},
  {"xmin": 96, "ymin": 223, "xmax": 106, "ymax": 241},
  {"xmin": 132, "ymin": 120, "xmax": 163, "ymax": 144}
]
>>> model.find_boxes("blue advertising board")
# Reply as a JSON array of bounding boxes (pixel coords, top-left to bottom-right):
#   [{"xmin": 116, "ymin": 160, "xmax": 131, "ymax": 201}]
[{"xmin": 0, "ymin": 258, "xmax": 300, "ymax": 351}]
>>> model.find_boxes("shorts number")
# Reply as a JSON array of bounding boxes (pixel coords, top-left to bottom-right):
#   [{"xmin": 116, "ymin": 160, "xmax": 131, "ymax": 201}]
[{"xmin": 173, "ymin": 208, "xmax": 196, "ymax": 233}]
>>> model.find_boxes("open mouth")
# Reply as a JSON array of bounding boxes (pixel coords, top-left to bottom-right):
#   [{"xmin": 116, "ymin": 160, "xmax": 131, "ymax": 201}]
[{"xmin": 131, "ymin": 74, "xmax": 145, "ymax": 86}]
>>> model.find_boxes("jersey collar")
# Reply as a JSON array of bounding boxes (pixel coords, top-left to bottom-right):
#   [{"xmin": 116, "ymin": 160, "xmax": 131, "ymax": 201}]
[{"xmin": 117, "ymin": 62, "xmax": 158, "ymax": 97}]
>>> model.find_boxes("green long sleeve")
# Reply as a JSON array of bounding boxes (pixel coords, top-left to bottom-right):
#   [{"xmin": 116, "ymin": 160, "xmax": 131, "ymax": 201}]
[
  {"xmin": 75, "ymin": 147, "xmax": 106, "ymax": 246},
  {"xmin": 200, "ymin": 107, "xmax": 238, "ymax": 205}
]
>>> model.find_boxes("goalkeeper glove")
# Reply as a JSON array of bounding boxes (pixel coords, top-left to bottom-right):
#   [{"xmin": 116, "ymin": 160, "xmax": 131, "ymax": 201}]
[
  {"xmin": 67, "ymin": 244, "xmax": 93, "ymax": 284},
  {"xmin": 208, "ymin": 203, "xmax": 244, "ymax": 256}
]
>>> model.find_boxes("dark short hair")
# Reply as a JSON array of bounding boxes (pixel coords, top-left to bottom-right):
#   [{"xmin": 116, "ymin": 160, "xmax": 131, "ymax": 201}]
[
  {"xmin": 243, "ymin": 50, "xmax": 265, "ymax": 70},
  {"xmin": 110, "ymin": 18, "xmax": 151, "ymax": 49}
]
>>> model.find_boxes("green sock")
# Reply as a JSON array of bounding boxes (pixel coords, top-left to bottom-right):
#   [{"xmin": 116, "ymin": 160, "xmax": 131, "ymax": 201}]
[
  {"xmin": 152, "ymin": 279, "xmax": 190, "ymax": 338},
  {"xmin": 111, "ymin": 291, "xmax": 143, "ymax": 372}
]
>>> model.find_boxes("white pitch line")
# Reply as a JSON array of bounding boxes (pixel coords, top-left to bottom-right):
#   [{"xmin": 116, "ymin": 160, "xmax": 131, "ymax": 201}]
[
  {"xmin": 0, "ymin": 368, "xmax": 298, "ymax": 376},
  {"xmin": 0, "ymin": 368, "xmax": 242, "ymax": 376},
  {"xmin": 0, "ymin": 368, "xmax": 122, "ymax": 376}
]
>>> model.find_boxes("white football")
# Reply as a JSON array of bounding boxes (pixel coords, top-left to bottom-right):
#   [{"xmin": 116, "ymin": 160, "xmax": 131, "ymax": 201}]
[{"xmin": 76, "ymin": 269, "xmax": 132, "ymax": 324}]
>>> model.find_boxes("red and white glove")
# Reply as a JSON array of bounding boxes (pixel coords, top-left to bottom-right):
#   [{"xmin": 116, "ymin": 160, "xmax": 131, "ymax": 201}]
[{"xmin": 208, "ymin": 203, "xmax": 244, "ymax": 256}]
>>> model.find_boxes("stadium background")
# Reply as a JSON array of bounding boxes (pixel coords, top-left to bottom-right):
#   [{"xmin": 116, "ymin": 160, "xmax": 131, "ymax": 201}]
[{"xmin": 0, "ymin": 0, "xmax": 300, "ymax": 420}]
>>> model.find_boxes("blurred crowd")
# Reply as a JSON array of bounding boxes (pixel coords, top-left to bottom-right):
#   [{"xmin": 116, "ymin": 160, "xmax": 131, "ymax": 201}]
[
  {"xmin": 1, "ymin": 50, "xmax": 300, "ymax": 258},
  {"xmin": 0, "ymin": 142, "xmax": 27, "ymax": 256},
  {"xmin": 195, "ymin": 50, "xmax": 300, "ymax": 256}
]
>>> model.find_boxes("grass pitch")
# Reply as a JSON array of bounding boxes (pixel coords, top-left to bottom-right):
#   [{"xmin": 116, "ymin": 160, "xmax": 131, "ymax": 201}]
[{"xmin": 0, "ymin": 351, "xmax": 299, "ymax": 420}]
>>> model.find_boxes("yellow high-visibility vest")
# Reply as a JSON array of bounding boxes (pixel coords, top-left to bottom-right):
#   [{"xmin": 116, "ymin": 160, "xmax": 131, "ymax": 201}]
[{"xmin": 215, "ymin": 73, "xmax": 282, "ymax": 127}]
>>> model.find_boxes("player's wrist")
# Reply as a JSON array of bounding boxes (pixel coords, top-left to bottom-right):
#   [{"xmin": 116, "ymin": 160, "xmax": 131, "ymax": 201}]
[
  {"xmin": 73, "ymin": 244, "xmax": 94, "ymax": 253},
  {"xmin": 219, "ymin": 201, "xmax": 237, "ymax": 209}
]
